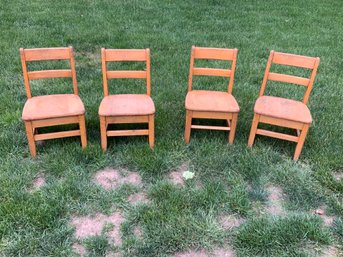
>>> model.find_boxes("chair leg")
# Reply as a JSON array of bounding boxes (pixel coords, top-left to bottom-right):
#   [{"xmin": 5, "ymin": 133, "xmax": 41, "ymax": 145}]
[
  {"xmin": 293, "ymin": 124, "xmax": 310, "ymax": 161},
  {"xmin": 184, "ymin": 110, "xmax": 192, "ymax": 144},
  {"xmin": 100, "ymin": 116, "xmax": 107, "ymax": 152},
  {"xmin": 248, "ymin": 113, "xmax": 260, "ymax": 147},
  {"xmin": 148, "ymin": 114, "xmax": 154, "ymax": 149},
  {"xmin": 229, "ymin": 112, "xmax": 238, "ymax": 144},
  {"xmin": 79, "ymin": 115, "xmax": 87, "ymax": 149},
  {"xmin": 24, "ymin": 121, "xmax": 36, "ymax": 158}
]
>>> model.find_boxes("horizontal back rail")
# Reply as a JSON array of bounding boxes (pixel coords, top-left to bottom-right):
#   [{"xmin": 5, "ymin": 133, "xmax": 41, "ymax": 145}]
[
  {"xmin": 268, "ymin": 72, "xmax": 310, "ymax": 86},
  {"xmin": 23, "ymin": 47, "xmax": 71, "ymax": 61},
  {"xmin": 194, "ymin": 47, "xmax": 236, "ymax": 60},
  {"xmin": 272, "ymin": 52, "xmax": 318, "ymax": 69},
  {"xmin": 28, "ymin": 70, "xmax": 72, "ymax": 80},
  {"xmin": 192, "ymin": 67, "xmax": 231, "ymax": 77},
  {"xmin": 106, "ymin": 70, "xmax": 147, "ymax": 79},
  {"xmin": 104, "ymin": 49, "xmax": 147, "ymax": 62}
]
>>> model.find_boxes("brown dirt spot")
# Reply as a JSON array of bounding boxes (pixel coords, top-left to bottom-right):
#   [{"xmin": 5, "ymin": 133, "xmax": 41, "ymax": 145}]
[
  {"xmin": 133, "ymin": 225, "xmax": 143, "ymax": 239},
  {"xmin": 313, "ymin": 206, "xmax": 336, "ymax": 227},
  {"xmin": 29, "ymin": 173, "xmax": 45, "ymax": 192},
  {"xmin": 71, "ymin": 212, "xmax": 124, "ymax": 246},
  {"xmin": 333, "ymin": 172, "xmax": 343, "ymax": 181},
  {"xmin": 72, "ymin": 243, "xmax": 86, "ymax": 257},
  {"xmin": 218, "ymin": 215, "xmax": 245, "ymax": 230},
  {"xmin": 266, "ymin": 185, "xmax": 285, "ymax": 215},
  {"xmin": 173, "ymin": 250, "xmax": 207, "ymax": 257},
  {"xmin": 93, "ymin": 167, "xmax": 142, "ymax": 190},
  {"xmin": 128, "ymin": 192, "xmax": 149, "ymax": 205},
  {"xmin": 320, "ymin": 246, "xmax": 340, "ymax": 257},
  {"xmin": 169, "ymin": 162, "xmax": 189, "ymax": 187},
  {"xmin": 106, "ymin": 252, "xmax": 122, "ymax": 257},
  {"xmin": 212, "ymin": 247, "xmax": 237, "ymax": 257}
]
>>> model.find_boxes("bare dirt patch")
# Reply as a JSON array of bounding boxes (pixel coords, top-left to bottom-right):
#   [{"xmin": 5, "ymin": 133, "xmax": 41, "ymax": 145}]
[
  {"xmin": 168, "ymin": 162, "xmax": 189, "ymax": 187},
  {"xmin": 128, "ymin": 192, "xmax": 149, "ymax": 205},
  {"xmin": 72, "ymin": 243, "xmax": 86, "ymax": 257},
  {"xmin": 71, "ymin": 211, "xmax": 124, "ymax": 246},
  {"xmin": 266, "ymin": 185, "xmax": 285, "ymax": 216},
  {"xmin": 173, "ymin": 250, "xmax": 207, "ymax": 257},
  {"xmin": 333, "ymin": 172, "xmax": 343, "ymax": 181},
  {"xmin": 212, "ymin": 247, "xmax": 237, "ymax": 257},
  {"xmin": 29, "ymin": 173, "xmax": 45, "ymax": 192},
  {"xmin": 133, "ymin": 225, "xmax": 143, "ymax": 239},
  {"xmin": 106, "ymin": 252, "xmax": 123, "ymax": 257},
  {"xmin": 320, "ymin": 246, "xmax": 340, "ymax": 257},
  {"xmin": 218, "ymin": 215, "xmax": 245, "ymax": 230},
  {"xmin": 313, "ymin": 206, "xmax": 336, "ymax": 227},
  {"xmin": 93, "ymin": 167, "xmax": 142, "ymax": 190}
]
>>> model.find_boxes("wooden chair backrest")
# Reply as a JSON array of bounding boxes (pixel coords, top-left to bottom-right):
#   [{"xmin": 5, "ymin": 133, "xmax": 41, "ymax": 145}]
[
  {"xmin": 188, "ymin": 46, "xmax": 238, "ymax": 94},
  {"xmin": 20, "ymin": 47, "xmax": 78, "ymax": 98},
  {"xmin": 260, "ymin": 50, "xmax": 320, "ymax": 104},
  {"xmin": 101, "ymin": 48, "xmax": 151, "ymax": 96}
]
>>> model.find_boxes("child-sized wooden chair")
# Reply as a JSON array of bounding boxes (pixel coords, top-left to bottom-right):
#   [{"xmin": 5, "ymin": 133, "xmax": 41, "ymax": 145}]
[
  {"xmin": 248, "ymin": 50, "xmax": 320, "ymax": 160},
  {"xmin": 184, "ymin": 46, "xmax": 239, "ymax": 144},
  {"xmin": 98, "ymin": 48, "xmax": 155, "ymax": 151},
  {"xmin": 20, "ymin": 47, "xmax": 87, "ymax": 158}
]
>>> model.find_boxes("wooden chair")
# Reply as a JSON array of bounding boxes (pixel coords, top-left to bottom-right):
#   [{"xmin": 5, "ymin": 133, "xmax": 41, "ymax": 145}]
[
  {"xmin": 248, "ymin": 50, "xmax": 320, "ymax": 160},
  {"xmin": 98, "ymin": 48, "xmax": 155, "ymax": 151},
  {"xmin": 20, "ymin": 47, "xmax": 87, "ymax": 158},
  {"xmin": 184, "ymin": 46, "xmax": 239, "ymax": 144}
]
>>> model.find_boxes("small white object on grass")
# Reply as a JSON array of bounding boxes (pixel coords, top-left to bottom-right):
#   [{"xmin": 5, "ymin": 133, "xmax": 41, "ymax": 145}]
[{"xmin": 182, "ymin": 171, "xmax": 194, "ymax": 180}]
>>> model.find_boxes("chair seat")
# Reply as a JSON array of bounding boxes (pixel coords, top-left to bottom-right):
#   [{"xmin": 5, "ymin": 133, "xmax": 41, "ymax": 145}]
[
  {"xmin": 98, "ymin": 94, "xmax": 155, "ymax": 116},
  {"xmin": 22, "ymin": 94, "xmax": 85, "ymax": 121},
  {"xmin": 254, "ymin": 96, "xmax": 312, "ymax": 123},
  {"xmin": 185, "ymin": 90, "xmax": 239, "ymax": 113}
]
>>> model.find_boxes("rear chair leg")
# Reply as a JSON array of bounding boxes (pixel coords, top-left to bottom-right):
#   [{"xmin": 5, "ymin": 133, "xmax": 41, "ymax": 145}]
[
  {"xmin": 229, "ymin": 113, "xmax": 238, "ymax": 144},
  {"xmin": 100, "ymin": 116, "xmax": 107, "ymax": 152},
  {"xmin": 184, "ymin": 110, "xmax": 192, "ymax": 144},
  {"xmin": 248, "ymin": 114, "xmax": 260, "ymax": 147},
  {"xmin": 293, "ymin": 124, "xmax": 310, "ymax": 161},
  {"xmin": 24, "ymin": 121, "xmax": 36, "ymax": 157},
  {"xmin": 148, "ymin": 114, "xmax": 154, "ymax": 149},
  {"xmin": 79, "ymin": 115, "xmax": 87, "ymax": 149}
]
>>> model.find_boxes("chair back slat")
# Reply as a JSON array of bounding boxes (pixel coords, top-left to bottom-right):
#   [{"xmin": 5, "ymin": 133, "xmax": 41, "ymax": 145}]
[
  {"xmin": 259, "ymin": 50, "xmax": 320, "ymax": 104},
  {"xmin": 106, "ymin": 70, "xmax": 147, "ymax": 79},
  {"xmin": 104, "ymin": 49, "xmax": 147, "ymax": 62},
  {"xmin": 267, "ymin": 72, "xmax": 310, "ymax": 86},
  {"xmin": 28, "ymin": 70, "xmax": 72, "ymax": 80},
  {"xmin": 20, "ymin": 47, "xmax": 78, "ymax": 98},
  {"xmin": 272, "ymin": 52, "xmax": 317, "ymax": 69},
  {"xmin": 101, "ymin": 48, "xmax": 150, "ymax": 96},
  {"xmin": 23, "ymin": 48, "xmax": 71, "ymax": 61},
  {"xmin": 188, "ymin": 46, "xmax": 238, "ymax": 94},
  {"xmin": 193, "ymin": 67, "xmax": 231, "ymax": 77},
  {"xmin": 194, "ymin": 47, "xmax": 236, "ymax": 60}
]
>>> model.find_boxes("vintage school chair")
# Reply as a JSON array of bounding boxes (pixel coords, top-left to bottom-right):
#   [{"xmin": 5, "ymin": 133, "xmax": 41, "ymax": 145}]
[
  {"xmin": 247, "ymin": 50, "xmax": 320, "ymax": 160},
  {"xmin": 98, "ymin": 48, "xmax": 155, "ymax": 151},
  {"xmin": 20, "ymin": 47, "xmax": 87, "ymax": 158},
  {"xmin": 184, "ymin": 46, "xmax": 239, "ymax": 144}
]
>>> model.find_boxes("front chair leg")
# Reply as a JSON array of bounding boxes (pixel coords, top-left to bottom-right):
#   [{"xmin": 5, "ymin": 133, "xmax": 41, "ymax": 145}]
[
  {"xmin": 24, "ymin": 121, "xmax": 37, "ymax": 158},
  {"xmin": 79, "ymin": 115, "xmax": 87, "ymax": 149},
  {"xmin": 184, "ymin": 110, "xmax": 192, "ymax": 144},
  {"xmin": 100, "ymin": 116, "xmax": 107, "ymax": 152},
  {"xmin": 148, "ymin": 114, "xmax": 155, "ymax": 149},
  {"xmin": 248, "ymin": 114, "xmax": 260, "ymax": 147},
  {"xmin": 293, "ymin": 124, "xmax": 310, "ymax": 161},
  {"xmin": 229, "ymin": 113, "xmax": 238, "ymax": 144}
]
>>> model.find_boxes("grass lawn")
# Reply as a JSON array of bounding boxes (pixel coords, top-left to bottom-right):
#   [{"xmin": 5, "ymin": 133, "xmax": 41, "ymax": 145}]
[{"xmin": 0, "ymin": 0, "xmax": 342, "ymax": 256}]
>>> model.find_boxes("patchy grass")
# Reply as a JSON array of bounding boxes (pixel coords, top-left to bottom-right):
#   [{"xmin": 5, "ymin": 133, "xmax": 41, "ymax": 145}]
[{"xmin": 0, "ymin": 0, "xmax": 342, "ymax": 256}]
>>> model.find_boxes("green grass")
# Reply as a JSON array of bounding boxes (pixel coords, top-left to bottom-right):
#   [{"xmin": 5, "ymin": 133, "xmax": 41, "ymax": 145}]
[{"xmin": 0, "ymin": 0, "xmax": 342, "ymax": 256}]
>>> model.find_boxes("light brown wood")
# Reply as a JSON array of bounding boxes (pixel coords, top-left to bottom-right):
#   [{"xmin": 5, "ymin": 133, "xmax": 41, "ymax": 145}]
[
  {"xmin": 20, "ymin": 46, "xmax": 87, "ymax": 157},
  {"xmin": 248, "ymin": 50, "xmax": 320, "ymax": 160},
  {"xmin": 99, "ymin": 48, "xmax": 155, "ymax": 150},
  {"xmin": 185, "ymin": 46, "xmax": 239, "ymax": 144},
  {"xmin": 24, "ymin": 121, "xmax": 36, "ymax": 157}
]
